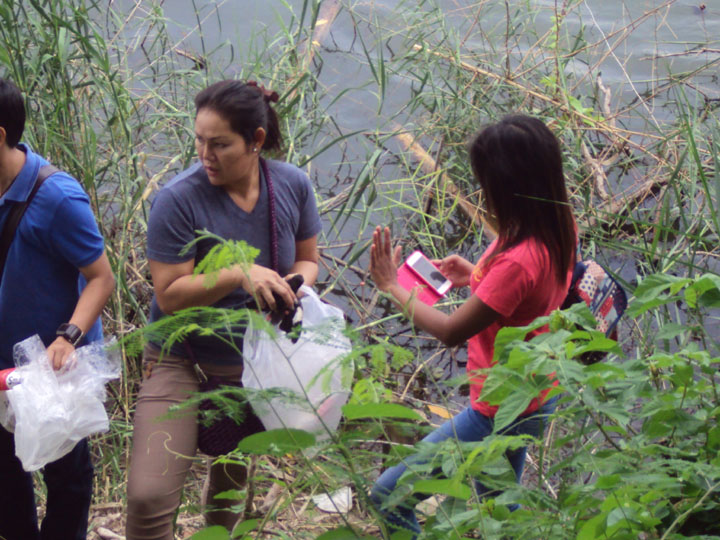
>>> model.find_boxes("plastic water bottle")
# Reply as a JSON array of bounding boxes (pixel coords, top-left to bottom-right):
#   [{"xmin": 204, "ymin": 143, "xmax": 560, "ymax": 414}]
[{"xmin": 0, "ymin": 368, "xmax": 22, "ymax": 390}]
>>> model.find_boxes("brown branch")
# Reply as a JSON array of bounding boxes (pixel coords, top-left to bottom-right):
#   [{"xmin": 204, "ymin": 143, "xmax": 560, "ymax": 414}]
[
  {"xmin": 391, "ymin": 130, "xmax": 493, "ymax": 233},
  {"xmin": 411, "ymin": 43, "xmax": 664, "ymax": 152},
  {"xmin": 296, "ymin": 0, "xmax": 342, "ymax": 69}
]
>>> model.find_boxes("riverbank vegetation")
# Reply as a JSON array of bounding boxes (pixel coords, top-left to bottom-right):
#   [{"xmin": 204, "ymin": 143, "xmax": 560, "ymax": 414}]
[{"xmin": 1, "ymin": 0, "xmax": 719, "ymax": 538}]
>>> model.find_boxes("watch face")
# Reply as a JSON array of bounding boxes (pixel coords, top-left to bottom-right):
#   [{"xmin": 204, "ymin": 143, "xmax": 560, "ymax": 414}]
[{"xmin": 57, "ymin": 323, "xmax": 83, "ymax": 346}]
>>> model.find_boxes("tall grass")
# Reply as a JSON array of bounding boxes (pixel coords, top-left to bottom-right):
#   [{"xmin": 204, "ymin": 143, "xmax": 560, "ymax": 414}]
[{"xmin": 2, "ymin": 0, "xmax": 720, "ymax": 537}]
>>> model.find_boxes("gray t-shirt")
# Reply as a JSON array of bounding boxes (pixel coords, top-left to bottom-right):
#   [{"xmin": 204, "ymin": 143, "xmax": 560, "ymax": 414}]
[{"xmin": 147, "ymin": 158, "xmax": 322, "ymax": 364}]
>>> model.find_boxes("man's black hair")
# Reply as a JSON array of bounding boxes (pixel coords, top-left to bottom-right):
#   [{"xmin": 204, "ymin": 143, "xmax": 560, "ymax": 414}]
[{"xmin": 0, "ymin": 78, "xmax": 26, "ymax": 148}]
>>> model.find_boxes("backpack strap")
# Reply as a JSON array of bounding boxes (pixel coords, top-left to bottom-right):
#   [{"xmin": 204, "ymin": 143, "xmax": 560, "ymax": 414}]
[{"xmin": 0, "ymin": 164, "xmax": 60, "ymax": 286}]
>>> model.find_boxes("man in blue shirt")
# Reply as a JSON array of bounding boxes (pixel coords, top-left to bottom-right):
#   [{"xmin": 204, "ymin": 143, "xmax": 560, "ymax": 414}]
[{"xmin": 0, "ymin": 79, "xmax": 115, "ymax": 540}]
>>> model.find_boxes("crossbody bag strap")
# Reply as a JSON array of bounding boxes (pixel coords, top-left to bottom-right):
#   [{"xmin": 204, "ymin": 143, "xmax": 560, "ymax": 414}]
[{"xmin": 0, "ymin": 164, "xmax": 60, "ymax": 287}]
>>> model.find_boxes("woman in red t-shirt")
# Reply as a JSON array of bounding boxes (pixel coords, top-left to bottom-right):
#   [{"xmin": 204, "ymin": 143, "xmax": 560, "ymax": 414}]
[{"xmin": 369, "ymin": 115, "xmax": 576, "ymax": 538}]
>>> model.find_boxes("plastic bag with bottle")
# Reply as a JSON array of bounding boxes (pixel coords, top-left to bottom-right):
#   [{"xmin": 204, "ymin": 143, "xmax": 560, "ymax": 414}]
[
  {"xmin": 242, "ymin": 286, "xmax": 352, "ymax": 441},
  {"xmin": 0, "ymin": 335, "xmax": 121, "ymax": 471}
]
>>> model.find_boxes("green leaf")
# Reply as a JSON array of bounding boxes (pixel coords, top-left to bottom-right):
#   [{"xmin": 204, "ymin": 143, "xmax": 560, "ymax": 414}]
[
  {"xmin": 342, "ymin": 403, "xmax": 424, "ymax": 421},
  {"xmin": 656, "ymin": 323, "xmax": 688, "ymax": 340},
  {"xmin": 185, "ymin": 232, "xmax": 259, "ymax": 288},
  {"xmin": 626, "ymin": 296, "xmax": 676, "ymax": 318},
  {"xmin": 236, "ymin": 429, "xmax": 316, "ymax": 456},
  {"xmin": 493, "ymin": 393, "xmax": 533, "ymax": 433},
  {"xmin": 573, "ymin": 336, "xmax": 622, "ymax": 357},
  {"xmin": 596, "ymin": 474, "xmax": 621, "ymax": 489},
  {"xmin": 672, "ymin": 364, "xmax": 693, "ymax": 386},
  {"xmin": 231, "ymin": 519, "xmax": 259, "ymax": 538},
  {"xmin": 190, "ymin": 526, "xmax": 230, "ymax": 540},
  {"xmin": 686, "ymin": 274, "xmax": 720, "ymax": 307},
  {"xmin": 583, "ymin": 362, "xmax": 626, "ymax": 378},
  {"xmin": 413, "ymin": 478, "xmax": 472, "ymax": 500},
  {"xmin": 708, "ymin": 426, "xmax": 720, "ymax": 450},
  {"xmin": 493, "ymin": 326, "xmax": 532, "ymax": 360},
  {"xmin": 577, "ymin": 513, "xmax": 606, "ymax": 540},
  {"xmin": 492, "ymin": 317, "xmax": 549, "ymax": 363},
  {"xmin": 633, "ymin": 274, "xmax": 688, "ymax": 301},
  {"xmin": 315, "ymin": 526, "xmax": 373, "ymax": 540}
]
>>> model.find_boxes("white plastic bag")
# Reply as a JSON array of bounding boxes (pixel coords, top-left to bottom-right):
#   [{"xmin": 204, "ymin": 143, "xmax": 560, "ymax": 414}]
[
  {"xmin": 3, "ymin": 335, "xmax": 121, "ymax": 471},
  {"xmin": 242, "ymin": 286, "xmax": 352, "ymax": 441}
]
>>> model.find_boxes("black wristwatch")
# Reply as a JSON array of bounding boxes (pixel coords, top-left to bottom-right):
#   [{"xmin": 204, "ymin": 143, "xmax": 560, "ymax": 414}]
[{"xmin": 56, "ymin": 323, "xmax": 84, "ymax": 347}]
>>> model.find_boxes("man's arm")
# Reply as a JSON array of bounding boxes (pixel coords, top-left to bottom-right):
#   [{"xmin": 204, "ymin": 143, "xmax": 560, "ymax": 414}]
[{"xmin": 47, "ymin": 252, "xmax": 115, "ymax": 369}]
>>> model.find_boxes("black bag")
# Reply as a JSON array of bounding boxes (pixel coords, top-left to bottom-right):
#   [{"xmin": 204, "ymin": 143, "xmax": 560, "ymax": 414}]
[{"xmin": 196, "ymin": 372, "xmax": 265, "ymax": 456}]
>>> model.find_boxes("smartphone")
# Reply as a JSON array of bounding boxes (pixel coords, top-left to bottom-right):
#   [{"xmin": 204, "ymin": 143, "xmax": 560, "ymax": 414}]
[{"xmin": 405, "ymin": 251, "xmax": 452, "ymax": 296}]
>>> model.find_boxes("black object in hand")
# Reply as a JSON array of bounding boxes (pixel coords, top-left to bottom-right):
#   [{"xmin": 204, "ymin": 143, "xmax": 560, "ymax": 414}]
[
  {"xmin": 269, "ymin": 274, "xmax": 304, "ymax": 341},
  {"xmin": 270, "ymin": 274, "xmax": 304, "ymax": 314}
]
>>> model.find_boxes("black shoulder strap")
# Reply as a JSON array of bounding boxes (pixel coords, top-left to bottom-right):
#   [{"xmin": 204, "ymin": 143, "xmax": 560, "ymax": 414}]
[{"xmin": 0, "ymin": 164, "xmax": 60, "ymax": 286}]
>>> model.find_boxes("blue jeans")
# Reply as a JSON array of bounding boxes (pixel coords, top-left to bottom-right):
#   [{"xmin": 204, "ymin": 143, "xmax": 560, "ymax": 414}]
[
  {"xmin": 0, "ymin": 425, "xmax": 93, "ymax": 540},
  {"xmin": 370, "ymin": 399, "xmax": 557, "ymax": 538}
]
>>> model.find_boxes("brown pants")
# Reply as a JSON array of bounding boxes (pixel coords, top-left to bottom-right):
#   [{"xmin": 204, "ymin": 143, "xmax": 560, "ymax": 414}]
[{"xmin": 126, "ymin": 346, "xmax": 248, "ymax": 540}]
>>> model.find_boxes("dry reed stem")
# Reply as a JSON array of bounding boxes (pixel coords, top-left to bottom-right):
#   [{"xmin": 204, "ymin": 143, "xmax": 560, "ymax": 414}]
[
  {"xmin": 606, "ymin": 176, "xmax": 669, "ymax": 218},
  {"xmin": 289, "ymin": 0, "xmax": 342, "ymax": 98},
  {"xmin": 306, "ymin": 0, "xmax": 342, "ymax": 57},
  {"xmin": 391, "ymin": 130, "xmax": 490, "ymax": 231},
  {"xmin": 581, "ymin": 140, "xmax": 610, "ymax": 202},
  {"xmin": 411, "ymin": 43, "xmax": 665, "ymax": 154},
  {"xmin": 411, "ymin": 37, "xmax": 682, "ymax": 233}
]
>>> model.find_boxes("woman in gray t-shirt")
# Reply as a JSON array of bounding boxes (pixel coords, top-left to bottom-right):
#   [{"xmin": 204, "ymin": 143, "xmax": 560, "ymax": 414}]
[{"xmin": 126, "ymin": 80, "xmax": 322, "ymax": 538}]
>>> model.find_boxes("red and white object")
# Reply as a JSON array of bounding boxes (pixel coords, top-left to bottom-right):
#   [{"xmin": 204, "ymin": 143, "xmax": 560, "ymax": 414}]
[
  {"xmin": 0, "ymin": 368, "xmax": 22, "ymax": 391},
  {"xmin": 397, "ymin": 250, "xmax": 452, "ymax": 305}
]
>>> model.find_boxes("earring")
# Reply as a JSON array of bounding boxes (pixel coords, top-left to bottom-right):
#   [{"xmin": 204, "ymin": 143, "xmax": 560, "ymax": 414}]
[{"xmin": 252, "ymin": 148, "xmax": 257, "ymax": 153}]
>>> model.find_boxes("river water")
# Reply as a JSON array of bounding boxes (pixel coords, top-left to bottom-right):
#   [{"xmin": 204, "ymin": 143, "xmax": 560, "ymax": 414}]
[
  {"xmin": 155, "ymin": 0, "xmax": 719, "ymax": 214},
  {"xmin": 160, "ymin": 0, "xmax": 718, "ymax": 133},
  {"xmin": 148, "ymin": 0, "xmax": 719, "ymax": 300}
]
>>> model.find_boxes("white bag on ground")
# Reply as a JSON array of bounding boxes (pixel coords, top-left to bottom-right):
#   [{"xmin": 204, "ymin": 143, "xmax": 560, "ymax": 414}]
[
  {"xmin": 242, "ymin": 286, "xmax": 352, "ymax": 440},
  {"xmin": 2, "ymin": 335, "xmax": 121, "ymax": 471}
]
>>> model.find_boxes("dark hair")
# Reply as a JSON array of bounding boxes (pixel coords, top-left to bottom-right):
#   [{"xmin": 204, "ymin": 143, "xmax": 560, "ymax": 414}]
[
  {"xmin": 0, "ymin": 78, "xmax": 26, "ymax": 148},
  {"xmin": 469, "ymin": 115, "xmax": 575, "ymax": 283},
  {"xmin": 194, "ymin": 80, "xmax": 282, "ymax": 151}
]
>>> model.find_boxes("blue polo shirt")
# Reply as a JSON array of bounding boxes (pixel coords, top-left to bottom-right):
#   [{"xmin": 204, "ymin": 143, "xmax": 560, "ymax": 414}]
[{"xmin": 0, "ymin": 144, "xmax": 105, "ymax": 368}]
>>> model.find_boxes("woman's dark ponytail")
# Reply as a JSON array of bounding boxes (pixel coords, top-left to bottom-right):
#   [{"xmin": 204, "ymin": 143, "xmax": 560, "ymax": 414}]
[{"xmin": 262, "ymin": 100, "xmax": 282, "ymax": 151}]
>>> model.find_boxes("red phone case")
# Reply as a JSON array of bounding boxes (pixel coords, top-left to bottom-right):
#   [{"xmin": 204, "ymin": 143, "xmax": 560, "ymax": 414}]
[{"xmin": 396, "ymin": 254, "xmax": 446, "ymax": 305}]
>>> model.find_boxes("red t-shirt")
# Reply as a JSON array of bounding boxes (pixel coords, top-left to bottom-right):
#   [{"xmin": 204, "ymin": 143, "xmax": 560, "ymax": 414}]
[{"xmin": 467, "ymin": 238, "xmax": 572, "ymax": 416}]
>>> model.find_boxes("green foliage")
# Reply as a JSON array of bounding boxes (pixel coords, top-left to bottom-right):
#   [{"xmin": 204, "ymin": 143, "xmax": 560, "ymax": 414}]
[
  {"xmin": 236, "ymin": 429, "xmax": 317, "ymax": 456},
  {"xmin": 183, "ymin": 231, "xmax": 260, "ymax": 288},
  {"xmin": 190, "ymin": 526, "xmax": 230, "ymax": 540},
  {"xmin": 342, "ymin": 403, "xmax": 425, "ymax": 421},
  {"xmin": 315, "ymin": 528, "xmax": 374, "ymax": 540}
]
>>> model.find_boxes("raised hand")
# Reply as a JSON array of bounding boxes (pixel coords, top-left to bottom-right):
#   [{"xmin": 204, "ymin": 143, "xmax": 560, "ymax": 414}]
[{"xmin": 370, "ymin": 226, "xmax": 402, "ymax": 292}]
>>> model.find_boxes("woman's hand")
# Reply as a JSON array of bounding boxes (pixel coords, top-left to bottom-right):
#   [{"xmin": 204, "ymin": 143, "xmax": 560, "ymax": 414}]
[
  {"xmin": 239, "ymin": 264, "xmax": 296, "ymax": 311},
  {"xmin": 370, "ymin": 226, "xmax": 402, "ymax": 292},
  {"xmin": 433, "ymin": 254, "xmax": 475, "ymax": 288}
]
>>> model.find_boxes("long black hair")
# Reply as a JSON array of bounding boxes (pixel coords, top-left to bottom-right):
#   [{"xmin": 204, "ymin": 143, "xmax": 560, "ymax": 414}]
[
  {"xmin": 469, "ymin": 115, "xmax": 575, "ymax": 283},
  {"xmin": 194, "ymin": 80, "xmax": 282, "ymax": 151}
]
